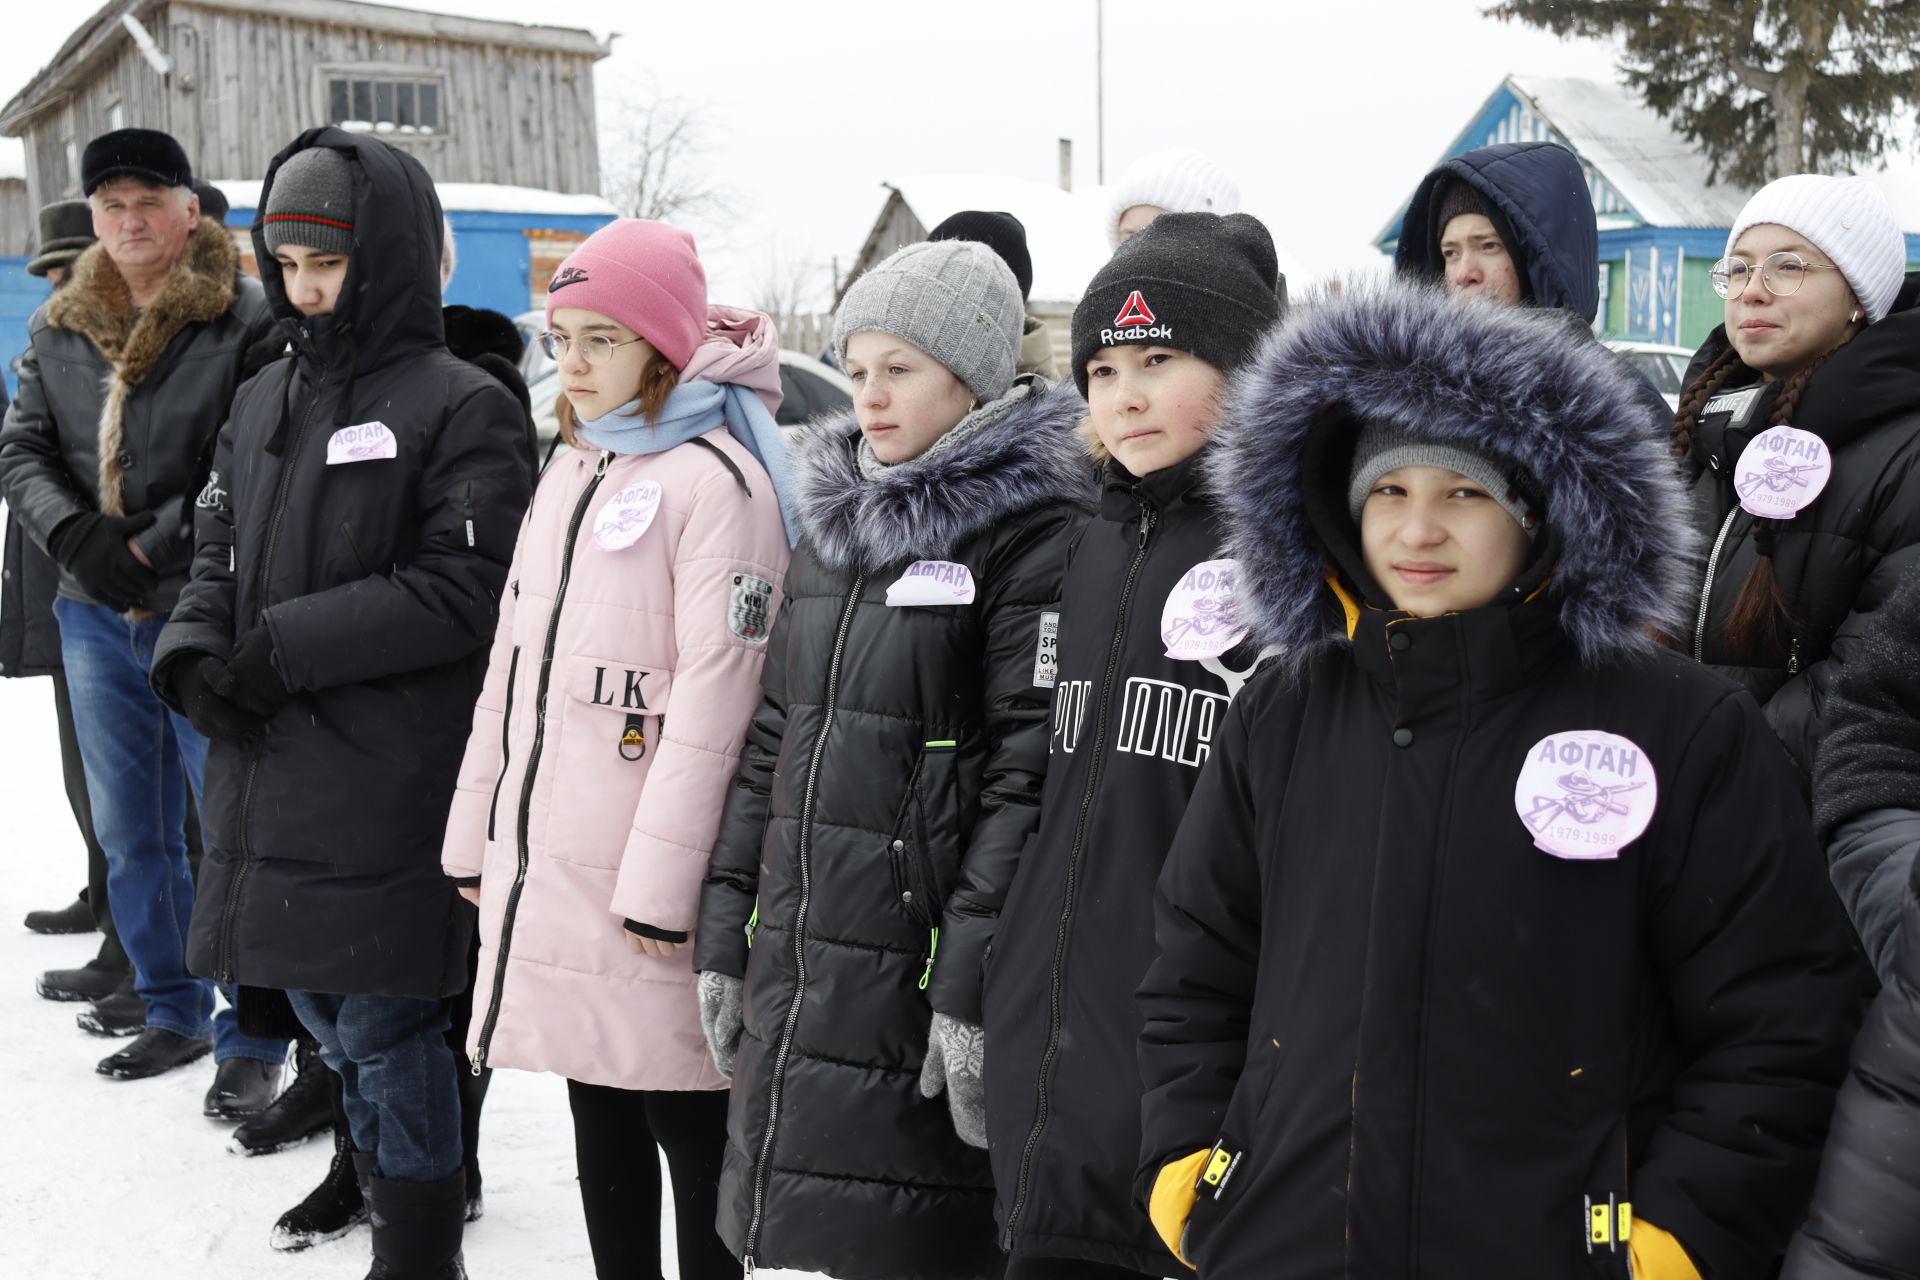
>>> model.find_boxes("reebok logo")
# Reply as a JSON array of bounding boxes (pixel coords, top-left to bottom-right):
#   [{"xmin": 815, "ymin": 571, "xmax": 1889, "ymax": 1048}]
[
  {"xmin": 548, "ymin": 265, "xmax": 589, "ymax": 292},
  {"xmin": 1112, "ymin": 291, "xmax": 1156, "ymax": 328},
  {"xmin": 1102, "ymin": 291, "xmax": 1172, "ymax": 345}
]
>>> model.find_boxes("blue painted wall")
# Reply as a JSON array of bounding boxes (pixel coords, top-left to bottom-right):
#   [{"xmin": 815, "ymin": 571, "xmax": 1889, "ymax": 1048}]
[
  {"xmin": 229, "ymin": 206, "xmax": 614, "ymax": 322},
  {"xmin": 2, "ymin": 259, "xmax": 48, "ymax": 400},
  {"xmin": 0, "ymin": 205, "xmax": 612, "ymax": 400}
]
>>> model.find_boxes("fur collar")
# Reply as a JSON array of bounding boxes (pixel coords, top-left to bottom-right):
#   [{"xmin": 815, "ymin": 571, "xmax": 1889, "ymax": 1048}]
[
  {"xmin": 1210, "ymin": 280, "xmax": 1696, "ymax": 675},
  {"xmin": 791, "ymin": 379, "xmax": 1095, "ymax": 570},
  {"xmin": 47, "ymin": 218, "xmax": 238, "ymax": 386}
]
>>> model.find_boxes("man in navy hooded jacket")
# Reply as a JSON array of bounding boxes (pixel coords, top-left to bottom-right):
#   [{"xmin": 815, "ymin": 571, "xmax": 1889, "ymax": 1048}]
[{"xmin": 1395, "ymin": 141, "xmax": 1674, "ymax": 434}]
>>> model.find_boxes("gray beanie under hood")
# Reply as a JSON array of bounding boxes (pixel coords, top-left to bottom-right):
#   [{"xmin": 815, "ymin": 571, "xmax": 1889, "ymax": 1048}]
[{"xmin": 263, "ymin": 146, "xmax": 355, "ymax": 257}]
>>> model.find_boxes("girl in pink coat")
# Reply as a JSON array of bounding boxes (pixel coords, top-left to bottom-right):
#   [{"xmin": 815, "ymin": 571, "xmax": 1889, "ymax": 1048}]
[{"xmin": 441, "ymin": 219, "xmax": 795, "ymax": 1280}]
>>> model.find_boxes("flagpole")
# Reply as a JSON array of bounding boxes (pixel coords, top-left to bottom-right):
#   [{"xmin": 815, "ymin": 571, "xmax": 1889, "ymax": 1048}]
[{"xmin": 1096, "ymin": 0, "xmax": 1105, "ymax": 184}]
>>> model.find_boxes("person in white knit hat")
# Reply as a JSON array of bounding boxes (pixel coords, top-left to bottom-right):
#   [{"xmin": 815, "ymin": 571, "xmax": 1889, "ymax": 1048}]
[
  {"xmin": 1669, "ymin": 171, "xmax": 1920, "ymax": 782},
  {"xmin": 1104, "ymin": 148, "xmax": 1240, "ymax": 251}
]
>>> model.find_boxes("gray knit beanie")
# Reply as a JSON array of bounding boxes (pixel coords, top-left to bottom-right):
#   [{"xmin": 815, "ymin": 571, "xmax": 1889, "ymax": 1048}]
[
  {"xmin": 1347, "ymin": 420, "xmax": 1541, "ymax": 539},
  {"xmin": 264, "ymin": 147, "xmax": 355, "ymax": 257},
  {"xmin": 832, "ymin": 240, "xmax": 1024, "ymax": 401}
]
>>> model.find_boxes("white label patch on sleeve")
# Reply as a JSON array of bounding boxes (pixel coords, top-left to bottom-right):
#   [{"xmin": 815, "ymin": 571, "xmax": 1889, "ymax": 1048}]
[
  {"xmin": 592, "ymin": 480, "xmax": 663, "ymax": 551},
  {"xmin": 325, "ymin": 422, "xmax": 397, "ymax": 465},
  {"xmin": 728, "ymin": 573, "xmax": 774, "ymax": 643},
  {"xmin": 1032, "ymin": 611, "xmax": 1060, "ymax": 689},
  {"xmin": 886, "ymin": 560, "xmax": 976, "ymax": 606}
]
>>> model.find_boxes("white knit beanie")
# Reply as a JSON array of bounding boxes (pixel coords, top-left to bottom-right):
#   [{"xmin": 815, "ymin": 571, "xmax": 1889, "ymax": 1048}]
[
  {"xmin": 1105, "ymin": 149, "xmax": 1241, "ymax": 251},
  {"xmin": 1726, "ymin": 174, "xmax": 1908, "ymax": 322}
]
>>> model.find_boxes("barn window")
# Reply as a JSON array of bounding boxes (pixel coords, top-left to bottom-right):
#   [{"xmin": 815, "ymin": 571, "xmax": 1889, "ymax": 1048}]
[{"xmin": 326, "ymin": 72, "xmax": 445, "ymax": 135}]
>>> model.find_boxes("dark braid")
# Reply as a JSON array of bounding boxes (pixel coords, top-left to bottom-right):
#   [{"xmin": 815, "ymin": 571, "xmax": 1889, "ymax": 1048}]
[
  {"xmin": 1669, "ymin": 344, "xmax": 1746, "ymax": 462},
  {"xmin": 1718, "ymin": 330, "xmax": 1857, "ymax": 657}
]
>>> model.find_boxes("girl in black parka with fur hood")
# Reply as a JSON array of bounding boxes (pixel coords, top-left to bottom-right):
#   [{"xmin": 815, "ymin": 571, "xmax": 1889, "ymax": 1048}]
[
  {"xmin": 1135, "ymin": 281, "xmax": 1868, "ymax": 1280},
  {"xmin": 693, "ymin": 240, "xmax": 1092, "ymax": 1280}
]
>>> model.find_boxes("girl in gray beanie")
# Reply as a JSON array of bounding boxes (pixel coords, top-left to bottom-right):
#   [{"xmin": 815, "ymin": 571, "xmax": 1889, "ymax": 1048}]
[{"xmin": 690, "ymin": 237, "xmax": 1095, "ymax": 1280}]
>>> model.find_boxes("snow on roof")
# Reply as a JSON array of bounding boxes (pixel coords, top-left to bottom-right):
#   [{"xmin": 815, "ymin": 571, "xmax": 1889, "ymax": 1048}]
[
  {"xmin": 1510, "ymin": 75, "xmax": 1920, "ymax": 233},
  {"xmin": 208, "ymin": 178, "xmax": 615, "ymax": 218},
  {"xmin": 885, "ymin": 172, "xmax": 1311, "ymax": 304},
  {"xmin": 1507, "ymin": 75, "xmax": 1750, "ymax": 229},
  {"xmin": 0, "ymin": 137, "xmax": 24, "ymax": 182},
  {"xmin": 885, "ymin": 173, "xmax": 1111, "ymax": 305}
]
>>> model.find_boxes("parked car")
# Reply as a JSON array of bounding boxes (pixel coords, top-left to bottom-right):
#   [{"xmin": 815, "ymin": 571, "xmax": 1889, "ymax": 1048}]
[
  {"xmin": 1603, "ymin": 340, "xmax": 1692, "ymax": 412},
  {"xmin": 527, "ymin": 347, "xmax": 855, "ymax": 458}
]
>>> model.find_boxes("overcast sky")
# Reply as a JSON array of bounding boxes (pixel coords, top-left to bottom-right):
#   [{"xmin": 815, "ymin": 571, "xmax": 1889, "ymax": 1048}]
[{"xmin": 1, "ymin": 1, "xmax": 1626, "ymax": 304}]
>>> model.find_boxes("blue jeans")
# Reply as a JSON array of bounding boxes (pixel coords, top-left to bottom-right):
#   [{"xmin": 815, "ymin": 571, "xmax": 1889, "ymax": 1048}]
[
  {"xmin": 53, "ymin": 597, "xmax": 284, "ymax": 1065},
  {"xmin": 288, "ymin": 990, "xmax": 461, "ymax": 1182}
]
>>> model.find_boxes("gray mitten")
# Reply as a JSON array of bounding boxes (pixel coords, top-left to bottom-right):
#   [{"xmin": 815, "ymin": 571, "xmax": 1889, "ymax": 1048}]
[
  {"xmin": 697, "ymin": 970, "xmax": 744, "ymax": 1079},
  {"xmin": 918, "ymin": 1011, "xmax": 987, "ymax": 1148}
]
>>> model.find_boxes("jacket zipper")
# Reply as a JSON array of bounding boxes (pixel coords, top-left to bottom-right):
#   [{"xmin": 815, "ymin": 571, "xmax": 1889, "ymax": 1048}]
[
  {"xmin": 742, "ymin": 572, "xmax": 866, "ymax": 1278},
  {"xmin": 1691, "ymin": 505, "xmax": 1740, "ymax": 661},
  {"xmin": 485, "ymin": 647, "xmax": 522, "ymax": 841},
  {"xmin": 220, "ymin": 378, "xmax": 325, "ymax": 983},
  {"xmin": 472, "ymin": 451, "xmax": 611, "ymax": 1073},
  {"xmin": 1003, "ymin": 503, "xmax": 1158, "ymax": 1246}
]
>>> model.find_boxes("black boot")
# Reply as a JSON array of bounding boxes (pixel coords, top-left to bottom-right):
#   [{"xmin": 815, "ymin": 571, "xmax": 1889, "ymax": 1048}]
[
  {"xmin": 204, "ymin": 1058, "xmax": 281, "ymax": 1120},
  {"xmin": 37, "ymin": 957, "xmax": 126, "ymax": 1002},
  {"xmin": 365, "ymin": 1167, "xmax": 468, "ymax": 1279},
  {"xmin": 270, "ymin": 1071, "xmax": 367, "ymax": 1251},
  {"xmin": 96, "ymin": 1028, "xmax": 211, "ymax": 1079},
  {"xmin": 457, "ymin": 1060, "xmax": 490, "ymax": 1222},
  {"xmin": 23, "ymin": 892, "xmax": 95, "ymax": 935},
  {"xmin": 77, "ymin": 978, "xmax": 145, "ymax": 1038},
  {"xmin": 231, "ymin": 1037, "xmax": 333, "ymax": 1156}
]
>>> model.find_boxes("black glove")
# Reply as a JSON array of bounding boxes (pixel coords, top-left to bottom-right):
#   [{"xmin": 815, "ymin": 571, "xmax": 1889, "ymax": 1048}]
[
  {"xmin": 168, "ymin": 655, "xmax": 269, "ymax": 744},
  {"xmin": 214, "ymin": 628, "xmax": 291, "ymax": 718},
  {"xmin": 50, "ymin": 512, "xmax": 160, "ymax": 611}
]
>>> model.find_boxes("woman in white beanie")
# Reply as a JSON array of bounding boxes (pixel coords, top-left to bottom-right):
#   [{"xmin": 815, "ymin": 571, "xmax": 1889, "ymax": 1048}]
[
  {"xmin": 1671, "ymin": 173, "xmax": 1920, "ymax": 783},
  {"xmin": 1106, "ymin": 148, "xmax": 1240, "ymax": 251}
]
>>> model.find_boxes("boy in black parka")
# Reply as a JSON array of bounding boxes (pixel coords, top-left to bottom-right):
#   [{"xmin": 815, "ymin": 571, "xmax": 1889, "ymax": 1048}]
[
  {"xmin": 984, "ymin": 212, "xmax": 1282, "ymax": 1280},
  {"xmin": 151, "ymin": 130, "xmax": 532, "ymax": 1277},
  {"xmin": 1135, "ymin": 280, "xmax": 1868, "ymax": 1280}
]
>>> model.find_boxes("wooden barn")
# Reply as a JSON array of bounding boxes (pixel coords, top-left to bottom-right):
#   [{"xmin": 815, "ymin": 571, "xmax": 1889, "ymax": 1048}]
[{"xmin": 0, "ymin": 0, "xmax": 620, "ymax": 386}]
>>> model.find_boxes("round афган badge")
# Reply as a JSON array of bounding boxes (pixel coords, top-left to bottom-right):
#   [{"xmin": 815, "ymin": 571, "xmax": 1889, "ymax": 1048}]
[
  {"xmin": 592, "ymin": 480, "xmax": 663, "ymax": 551},
  {"xmin": 1161, "ymin": 559, "xmax": 1248, "ymax": 661},
  {"xmin": 1734, "ymin": 425, "xmax": 1831, "ymax": 519},
  {"xmin": 1513, "ymin": 730, "xmax": 1658, "ymax": 860}
]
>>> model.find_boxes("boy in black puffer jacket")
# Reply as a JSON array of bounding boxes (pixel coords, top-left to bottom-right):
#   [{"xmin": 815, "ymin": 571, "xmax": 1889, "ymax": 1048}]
[
  {"xmin": 984, "ymin": 212, "xmax": 1283, "ymax": 1280},
  {"xmin": 1136, "ymin": 280, "xmax": 1868, "ymax": 1280}
]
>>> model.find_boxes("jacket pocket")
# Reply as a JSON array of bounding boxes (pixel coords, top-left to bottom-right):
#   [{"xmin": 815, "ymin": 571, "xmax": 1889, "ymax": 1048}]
[
  {"xmin": 887, "ymin": 739, "xmax": 962, "ymax": 932},
  {"xmin": 1183, "ymin": 1038, "xmax": 1284, "ymax": 1267},
  {"xmin": 486, "ymin": 646, "xmax": 522, "ymax": 843},
  {"xmin": 548, "ymin": 655, "xmax": 675, "ymax": 869}
]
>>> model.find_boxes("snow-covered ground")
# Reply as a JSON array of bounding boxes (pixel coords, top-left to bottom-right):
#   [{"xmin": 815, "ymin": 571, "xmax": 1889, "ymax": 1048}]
[{"xmin": 0, "ymin": 675, "xmax": 811, "ymax": 1279}]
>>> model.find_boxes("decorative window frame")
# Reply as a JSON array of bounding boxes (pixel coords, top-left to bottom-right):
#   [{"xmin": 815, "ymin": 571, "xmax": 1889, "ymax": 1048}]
[{"xmin": 312, "ymin": 63, "xmax": 452, "ymax": 141}]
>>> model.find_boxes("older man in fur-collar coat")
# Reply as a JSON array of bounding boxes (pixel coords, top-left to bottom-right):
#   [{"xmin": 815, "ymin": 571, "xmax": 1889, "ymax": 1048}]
[{"xmin": 0, "ymin": 129, "xmax": 286, "ymax": 1101}]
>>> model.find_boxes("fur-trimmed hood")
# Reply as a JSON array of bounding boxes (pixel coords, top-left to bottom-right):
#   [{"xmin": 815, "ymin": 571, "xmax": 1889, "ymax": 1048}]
[
  {"xmin": 1210, "ymin": 280, "xmax": 1694, "ymax": 674},
  {"xmin": 46, "ymin": 217, "xmax": 239, "ymax": 386},
  {"xmin": 791, "ymin": 378, "xmax": 1095, "ymax": 569}
]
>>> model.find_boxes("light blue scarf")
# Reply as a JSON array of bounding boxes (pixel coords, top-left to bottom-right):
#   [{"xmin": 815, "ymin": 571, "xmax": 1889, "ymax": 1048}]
[{"xmin": 576, "ymin": 380, "xmax": 800, "ymax": 546}]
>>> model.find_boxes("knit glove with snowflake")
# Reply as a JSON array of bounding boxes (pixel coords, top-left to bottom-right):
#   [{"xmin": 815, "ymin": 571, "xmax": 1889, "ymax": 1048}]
[{"xmin": 918, "ymin": 1011, "xmax": 987, "ymax": 1147}]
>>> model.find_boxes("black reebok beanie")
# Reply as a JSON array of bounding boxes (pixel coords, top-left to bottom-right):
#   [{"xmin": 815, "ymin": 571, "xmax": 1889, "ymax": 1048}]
[
  {"xmin": 928, "ymin": 210, "xmax": 1034, "ymax": 302},
  {"xmin": 1070, "ymin": 211, "xmax": 1284, "ymax": 395},
  {"xmin": 1431, "ymin": 176, "xmax": 1530, "ymax": 300}
]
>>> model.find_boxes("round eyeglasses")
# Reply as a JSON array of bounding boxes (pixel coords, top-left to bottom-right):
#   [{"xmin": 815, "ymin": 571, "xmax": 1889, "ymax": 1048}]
[
  {"xmin": 538, "ymin": 331, "xmax": 647, "ymax": 365},
  {"xmin": 1710, "ymin": 251, "xmax": 1844, "ymax": 300}
]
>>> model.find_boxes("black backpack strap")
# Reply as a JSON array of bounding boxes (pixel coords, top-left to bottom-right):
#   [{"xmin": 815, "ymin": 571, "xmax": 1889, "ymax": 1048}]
[{"xmin": 688, "ymin": 435, "xmax": 753, "ymax": 497}]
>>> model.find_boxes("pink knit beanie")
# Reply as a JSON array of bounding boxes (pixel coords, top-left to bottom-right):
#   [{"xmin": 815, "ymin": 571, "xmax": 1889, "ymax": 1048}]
[{"xmin": 543, "ymin": 219, "xmax": 708, "ymax": 370}]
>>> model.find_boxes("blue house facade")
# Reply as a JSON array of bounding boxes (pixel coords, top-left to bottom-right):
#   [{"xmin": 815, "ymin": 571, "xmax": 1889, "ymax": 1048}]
[
  {"xmin": 2, "ymin": 190, "xmax": 614, "ymax": 399},
  {"xmin": 1377, "ymin": 76, "xmax": 1920, "ymax": 351}
]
